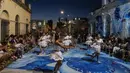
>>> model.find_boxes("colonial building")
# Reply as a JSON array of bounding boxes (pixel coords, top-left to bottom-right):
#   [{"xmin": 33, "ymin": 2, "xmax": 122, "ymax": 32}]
[
  {"xmin": 0, "ymin": 0, "xmax": 31, "ymax": 41},
  {"xmin": 88, "ymin": 0, "xmax": 130, "ymax": 39}
]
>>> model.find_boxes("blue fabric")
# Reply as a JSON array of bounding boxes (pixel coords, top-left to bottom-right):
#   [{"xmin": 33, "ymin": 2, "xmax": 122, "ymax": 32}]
[{"xmin": 7, "ymin": 45, "xmax": 130, "ymax": 73}]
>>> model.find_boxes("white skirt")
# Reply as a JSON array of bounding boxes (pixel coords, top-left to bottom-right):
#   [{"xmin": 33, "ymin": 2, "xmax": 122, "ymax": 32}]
[{"xmin": 38, "ymin": 41, "xmax": 48, "ymax": 47}]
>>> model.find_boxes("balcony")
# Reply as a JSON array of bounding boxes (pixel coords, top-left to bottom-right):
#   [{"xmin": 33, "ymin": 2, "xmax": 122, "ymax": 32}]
[{"xmin": 12, "ymin": 0, "xmax": 31, "ymax": 13}]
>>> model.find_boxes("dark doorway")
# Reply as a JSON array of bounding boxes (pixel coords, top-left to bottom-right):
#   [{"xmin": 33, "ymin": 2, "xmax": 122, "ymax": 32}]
[
  {"xmin": 26, "ymin": 24, "xmax": 29, "ymax": 34},
  {"xmin": 1, "ymin": 19, "xmax": 9, "ymax": 41},
  {"xmin": 15, "ymin": 15, "xmax": 20, "ymax": 35}
]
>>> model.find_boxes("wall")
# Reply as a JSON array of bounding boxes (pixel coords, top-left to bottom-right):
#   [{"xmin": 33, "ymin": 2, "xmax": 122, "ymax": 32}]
[
  {"xmin": 91, "ymin": 1, "xmax": 130, "ymax": 38},
  {"xmin": 0, "ymin": 0, "xmax": 31, "ymax": 39},
  {"xmin": 107, "ymin": 2, "xmax": 130, "ymax": 38}
]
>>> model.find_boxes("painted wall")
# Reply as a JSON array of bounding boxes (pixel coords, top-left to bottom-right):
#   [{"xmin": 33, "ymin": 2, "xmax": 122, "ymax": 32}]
[
  {"xmin": 107, "ymin": 2, "xmax": 130, "ymax": 38},
  {"xmin": 93, "ymin": 1, "xmax": 130, "ymax": 38}
]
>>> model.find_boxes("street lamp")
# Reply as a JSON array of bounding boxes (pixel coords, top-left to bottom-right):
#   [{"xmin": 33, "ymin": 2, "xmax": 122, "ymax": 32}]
[{"xmin": 60, "ymin": 10, "xmax": 64, "ymax": 14}]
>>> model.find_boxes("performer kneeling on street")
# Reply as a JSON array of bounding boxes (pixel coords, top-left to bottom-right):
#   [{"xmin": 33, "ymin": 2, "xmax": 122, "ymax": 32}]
[
  {"xmin": 86, "ymin": 41, "xmax": 101, "ymax": 63},
  {"xmin": 50, "ymin": 49, "xmax": 63, "ymax": 73}
]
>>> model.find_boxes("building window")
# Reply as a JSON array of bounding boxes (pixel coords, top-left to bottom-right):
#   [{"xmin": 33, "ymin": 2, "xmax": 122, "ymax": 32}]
[{"xmin": 0, "ymin": 0, "xmax": 4, "ymax": 8}]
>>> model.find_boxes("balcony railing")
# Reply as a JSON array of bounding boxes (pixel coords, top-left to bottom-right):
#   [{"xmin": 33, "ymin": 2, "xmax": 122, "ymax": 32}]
[{"xmin": 12, "ymin": 0, "xmax": 31, "ymax": 13}]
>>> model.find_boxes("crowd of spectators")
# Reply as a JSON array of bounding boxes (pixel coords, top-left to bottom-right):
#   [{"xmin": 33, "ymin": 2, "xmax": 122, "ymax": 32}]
[{"xmin": 0, "ymin": 33, "xmax": 34, "ymax": 70}]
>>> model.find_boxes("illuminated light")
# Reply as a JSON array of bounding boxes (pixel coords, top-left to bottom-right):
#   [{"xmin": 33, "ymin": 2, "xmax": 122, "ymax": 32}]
[
  {"xmin": 64, "ymin": 24, "xmax": 66, "ymax": 27},
  {"xmin": 61, "ymin": 10, "xmax": 64, "ymax": 14},
  {"xmin": 75, "ymin": 18, "xmax": 77, "ymax": 20},
  {"xmin": 69, "ymin": 20, "xmax": 72, "ymax": 23},
  {"xmin": 43, "ymin": 20, "xmax": 46, "ymax": 25},
  {"xmin": 78, "ymin": 18, "xmax": 80, "ymax": 20},
  {"xmin": 38, "ymin": 22, "xmax": 42, "ymax": 26}
]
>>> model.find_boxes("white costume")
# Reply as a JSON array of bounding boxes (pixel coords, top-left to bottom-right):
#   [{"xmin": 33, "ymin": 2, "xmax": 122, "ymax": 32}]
[
  {"xmin": 62, "ymin": 40, "xmax": 72, "ymax": 46},
  {"xmin": 94, "ymin": 38, "xmax": 103, "ymax": 53},
  {"xmin": 15, "ymin": 43, "xmax": 24, "ymax": 49},
  {"xmin": 91, "ymin": 43, "xmax": 101, "ymax": 53},
  {"xmin": 85, "ymin": 35, "xmax": 93, "ymax": 45},
  {"xmin": 64, "ymin": 36, "xmax": 69, "ymax": 40},
  {"xmin": 113, "ymin": 46, "xmax": 120, "ymax": 53},
  {"xmin": 38, "ymin": 35, "xmax": 48, "ymax": 47},
  {"xmin": 68, "ymin": 35, "xmax": 72, "ymax": 39},
  {"xmin": 87, "ymin": 36, "xmax": 93, "ymax": 41},
  {"xmin": 93, "ymin": 44, "xmax": 101, "ymax": 53},
  {"xmin": 51, "ymin": 51, "xmax": 63, "ymax": 61},
  {"xmin": 96, "ymin": 39, "xmax": 103, "ymax": 45},
  {"xmin": 47, "ymin": 35, "xmax": 51, "ymax": 42},
  {"xmin": 85, "ymin": 40, "xmax": 92, "ymax": 45}
]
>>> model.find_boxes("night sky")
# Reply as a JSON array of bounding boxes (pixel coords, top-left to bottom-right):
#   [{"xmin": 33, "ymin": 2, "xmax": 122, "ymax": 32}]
[{"xmin": 26, "ymin": 0, "xmax": 102, "ymax": 21}]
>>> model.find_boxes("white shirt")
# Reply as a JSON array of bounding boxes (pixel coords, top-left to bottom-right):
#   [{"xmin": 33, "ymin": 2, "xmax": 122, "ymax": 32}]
[
  {"xmin": 93, "ymin": 44, "xmax": 101, "ymax": 53},
  {"xmin": 113, "ymin": 46, "xmax": 120, "ymax": 53},
  {"xmin": 91, "ymin": 43, "xmax": 96, "ymax": 47},
  {"xmin": 15, "ymin": 43, "xmax": 22, "ymax": 48},
  {"xmin": 51, "ymin": 51, "xmax": 63, "ymax": 61},
  {"xmin": 39, "ymin": 41, "xmax": 48, "ymax": 47},
  {"xmin": 32, "ymin": 25, "xmax": 36, "ymax": 29},
  {"xmin": 64, "ymin": 35, "xmax": 69, "ymax": 40},
  {"xmin": 91, "ymin": 43, "xmax": 101, "ymax": 53},
  {"xmin": 0, "ymin": 51, "xmax": 4, "ymax": 54},
  {"xmin": 47, "ymin": 35, "xmax": 51, "ymax": 39},
  {"xmin": 96, "ymin": 39, "xmax": 103, "ymax": 44},
  {"xmin": 87, "ymin": 36, "xmax": 93, "ymax": 40},
  {"xmin": 42, "ymin": 35, "xmax": 48, "ymax": 40},
  {"xmin": 46, "ymin": 35, "xmax": 51, "ymax": 42},
  {"xmin": 68, "ymin": 35, "xmax": 72, "ymax": 39},
  {"xmin": 85, "ymin": 40, "xmax": 92, "ymax": 45},
  {"xmin": 62, "ymin": 40, "xmax": 72, "ymax": 46},
  {"xmin": 38, "ymin": 36, "xmax": 48, "ymax": 47}
]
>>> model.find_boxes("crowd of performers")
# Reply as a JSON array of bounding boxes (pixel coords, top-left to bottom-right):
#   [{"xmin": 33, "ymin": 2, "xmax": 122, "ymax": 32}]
[
  {"xmin": 36, "ymin": 32, "xmax": 130, "ymax": 72},
  {"xmin": 0, "ymin": 31, "xmax": 130, "ymax": 73},
  {"xmin": 37, "ymin": 33, "xmax": 75, "ymax": 73}
]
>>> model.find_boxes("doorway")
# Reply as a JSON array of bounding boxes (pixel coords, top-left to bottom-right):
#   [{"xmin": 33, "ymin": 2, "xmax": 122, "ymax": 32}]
[
  {"xmin": 15, "ymin": 15, "xmax": 20, "ymax": 35},
  {"xmin": 1, "ymin": 19, "xmax": 9, "ymax": 41}
]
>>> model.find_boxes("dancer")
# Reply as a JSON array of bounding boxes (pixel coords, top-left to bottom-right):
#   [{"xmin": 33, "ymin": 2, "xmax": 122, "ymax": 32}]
[
  {"xmin": 46, "ymin": 33, "xmax": 51, "ymax": 45},
  {"xmin": 50, "ymin": 49, "xmax": 63, "ymax": 73},
  {"xmin": 38, "ymin": 33, "xmax": 48, "ymax": 55},
  {"xmin": 62, "ymin": 37, "xmax": 72, "ymax": 51},
  {"xmin": 87, "ymin": 34, "xmax": 93, "ymax": 41},
  {"xmin": 56, "ymin": 37, "xmax": 71, "ymax": 52},
  {"xmin": 85, "ymin": 34, "xmax": 93, "ymax": 46},
  {"xmin": 86, "ymin": 41, "xmax": 101, "ymax": 63},
  {"xmin": 86, "ymin": 35, "xmax": 103, "ymax": 63}
]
